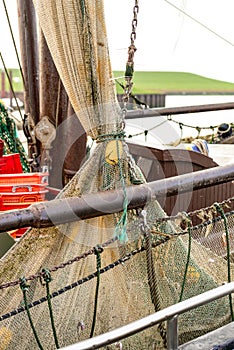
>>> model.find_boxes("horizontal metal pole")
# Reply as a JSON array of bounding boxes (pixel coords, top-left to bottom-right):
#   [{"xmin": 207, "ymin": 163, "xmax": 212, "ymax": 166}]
[
  {"xmin": 0, "ymin": 163, "xmax": 233, "ymax": 233},
  {"xmin": 60, "ymin": 282, "xmax": 234, "ymax": 349},
  {"xmin": 125, "ymin": 102, "xmax": 234, "ymax": 119}
]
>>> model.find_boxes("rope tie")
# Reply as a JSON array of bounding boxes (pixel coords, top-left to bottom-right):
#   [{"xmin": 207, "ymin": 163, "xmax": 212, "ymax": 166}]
[
  {"xmin": 42, "ymin": 269, "xmax": 60, "ymax": 348},
  {"xmin": 20, "ymin": 277, "xmax": 44, "ymax": 350},
  {"xmin": 179, "ymin": 212, "xmax": 192, "ymax": 303},
  {"xmin": 214, "ymin": 203, "xmax": 234, "ymax": 321},
  {"xmin": 114, "ymin": 138, "xmax": 128, "ymax": 242},
  {"xmin": 90, "ymin": 245, "xmax": 103, "ymax": 338},
  {"xmin": 96, "ymin": 130, "xmax": 125, "ymax": 143}
]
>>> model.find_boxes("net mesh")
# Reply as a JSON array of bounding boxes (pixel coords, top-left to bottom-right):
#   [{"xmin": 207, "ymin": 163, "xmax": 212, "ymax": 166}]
[{"xmin": 0, "ymin": 1, "xmax": 233, "ymax": 349}]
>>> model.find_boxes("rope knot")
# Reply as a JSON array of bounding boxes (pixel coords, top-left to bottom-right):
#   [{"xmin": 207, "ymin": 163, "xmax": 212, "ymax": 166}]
[
  {"xmin": 42, "ymin": 268, "xmax": 52, "ymax": 284},
  {"xmin": 180, "ymin": 211, "xmax": 192, "ymax": 230},
  {"xmin": 96, "ymin": 131, "xmax": 125, "ymax": 143},
  {"xmin": 20, "ymin": 277, "xmax": 29, "ymax": 292},
  {"xmin": 94, "ymin": 245, "xmax": 103, "ymax": 255}
]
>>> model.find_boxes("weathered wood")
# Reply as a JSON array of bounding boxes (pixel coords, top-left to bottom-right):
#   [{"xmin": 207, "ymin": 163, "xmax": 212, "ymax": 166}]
[
  {"xmin": 62, "ymin": 103, "xmax": 87, "ymax": 186},
  {"xmin": 17, "ymin": 0, "xmax": 39, "ymax": 123},
  {"xmin": 128, "ymin": 142, "xmax": 234, "ymax": 221},
  {"xmin": 39, "ymin": 33, "xmax": 87, "ymax": 188}
]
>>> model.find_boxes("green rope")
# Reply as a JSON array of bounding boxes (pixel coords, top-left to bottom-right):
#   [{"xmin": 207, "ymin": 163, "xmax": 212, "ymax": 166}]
[
  {"xmin": 42, "ymin": 269, "xmax": 60, "ymax": 348},
  {"xmin": 179, "ymin": 213, "xmax": 192, "ymax": 302},
  {"xmin": 214, "ymin": 203, "xmax": 234, "ymax": 321},
  {"xmin": 96, "ymin": 130, "xmax": 125, "ymax": 143},
  {"xmin": 114, "ymin": 138, "xmax": 128, "ymax": 242},
  {"xmin": 90, "ymin": 245, "xmax": 103, "ymax": 338},
  {"xmin": 20, "ymin": 277, "xmax": 44, "ymax": 350}
]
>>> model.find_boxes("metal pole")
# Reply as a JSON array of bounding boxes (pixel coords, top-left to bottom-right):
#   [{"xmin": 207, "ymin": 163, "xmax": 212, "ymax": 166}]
[
  {"xmin": 167, "ymin": 315, "xmax": 178, "ymax": 350},
  {"xmin": 125, "ymin": 102, "xmax": 234, "ymax": 119},
  {"xmin": 0, "ymin": 163, "xmax": 233, "ymax": 232},
  {"xmin": 60, "ymin": 282, "xmax": 234, "ymax": 350}
]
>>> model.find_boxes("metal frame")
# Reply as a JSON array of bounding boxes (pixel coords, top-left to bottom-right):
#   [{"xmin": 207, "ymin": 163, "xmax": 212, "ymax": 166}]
[
  {"xmin": 125, "ymin": 102, "xmax": 234, "ymax": 119},
  {"xmin": 60, "ymin": 282, "xmax": 234, "ymax": 350}
]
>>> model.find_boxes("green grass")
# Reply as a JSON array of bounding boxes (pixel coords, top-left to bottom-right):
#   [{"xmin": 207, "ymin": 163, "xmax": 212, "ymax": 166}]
[
  {"xmin": 0, "ymin": 68, "xmax": 23, "ymax": 92},
  {"xmin": 2, "ymin": 69, "xmax": 234, "ymax": 95},
  {"xmin": 113, "ymin": 71, "xmax": 234, "ymax": 94}
]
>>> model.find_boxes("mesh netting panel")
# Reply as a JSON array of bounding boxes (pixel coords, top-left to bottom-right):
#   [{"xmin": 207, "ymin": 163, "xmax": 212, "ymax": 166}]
[
  {"xmin": 0, "ymin": 1, "xmax": 232, "ymax": 349},
  {"xmin": 0, "ymin": 156, "xmax": 233, "ymax": 349}
]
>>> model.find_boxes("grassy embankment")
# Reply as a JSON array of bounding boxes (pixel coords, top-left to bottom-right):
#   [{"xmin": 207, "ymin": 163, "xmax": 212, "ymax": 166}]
[
  {"xmin": 113, "ymin": 71, "xmax": 234, "ymax": 95},
  {"xmin": 2, "ymin": 69, "xmax": 234, "ymax": 95}
]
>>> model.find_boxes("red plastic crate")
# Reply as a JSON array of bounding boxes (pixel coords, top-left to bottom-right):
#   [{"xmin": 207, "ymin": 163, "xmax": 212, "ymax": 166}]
[
  {"xmin": 0, "ymin": 172, "xmax": 49, "ymax": 185},
  {"xmin": 0, "ymin": 183, "xmax": 47, "ymax": 193},
  {"xmin": 0, "ymin": 153, "xmax": 23, "ymax": 174},
  {"xmin": 0, "ymin": 139, "xmax": 4, "ymax": 157},
  {"xmin": 0, "ymin": 190, "xmax": 47, "ymax": 205},
  {"xmin": 9, "ymin": 227, "xmax": 28, "ymax": 239}
]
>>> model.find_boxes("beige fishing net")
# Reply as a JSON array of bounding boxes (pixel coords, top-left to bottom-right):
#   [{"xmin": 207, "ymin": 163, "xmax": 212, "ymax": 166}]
[{"xmin": 0, "ymin": 1, "xmax": 233, "ymax": 349}]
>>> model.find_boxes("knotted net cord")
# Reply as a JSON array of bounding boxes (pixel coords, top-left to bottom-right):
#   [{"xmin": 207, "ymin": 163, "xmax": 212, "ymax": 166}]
[{"xmin": 0, "ymin": 1, "xmax": 233, "ymax": 349}]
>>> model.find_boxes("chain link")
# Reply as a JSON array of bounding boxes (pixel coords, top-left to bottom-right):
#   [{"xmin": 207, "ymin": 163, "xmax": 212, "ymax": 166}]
[{"xmin": 123, "ymin": 0, "xmax": 139, "ymax": 106}]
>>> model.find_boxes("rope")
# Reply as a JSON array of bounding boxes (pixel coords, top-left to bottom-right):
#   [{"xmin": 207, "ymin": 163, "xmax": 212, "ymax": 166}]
[
  {"xmin": 0, "ymin": 236, "xmax": 117, "ymax": 290},
  {"xmin": 96, "ymin": 130, "xmax": 125, "ymax": 143},
  {"xmin": 124, "ymin": 114, "xmax": 222, "ymax": 141},
  {"xmin": 90, "ymin": 245, "xmax": 103, "ymax": 338},
  {"xmin": 0, "ymin": 246, "xmax": 146, "ymax": 323},
  {"xmin": 20, "ymin": 277, "xmax": 44, "ymax": 350},
  {"xmin": 55, "ymin": 78, "xmax": 61, "ymax": 129},
  {"xmin": 42, "ymin": 269, "xmax": 60, "ymax": 348},
  {"xmin": 1, "ymin": 0, "xmax": 26, "ymax": 89},
  {"xmin": 163, "ymin": 0, "xmax": 234, "ymax": 47},
  {"xmin": 179, "ymin": 213, "xmax": 192, "ymax": 302},
  {"xmin": 114, "ymin": 138, "xmax": 128, "ymax": 242},
  {"xmin": 0, "ymin": 198, "xmax": 233, "ymax": 292},
  {"xmin": 214, "ymin": 203, "xmax": 234, "ymax": 321},
  {"xmin": 140, "ymin": 210, "xmax": 167, "ymax": 347},
  {"xmin": 0, "ymin": 53, "xmax": 23, "ymax": 122},
  {"xmin": 1, "ymin": 203, "xmax": 234, "ymax": 324}
]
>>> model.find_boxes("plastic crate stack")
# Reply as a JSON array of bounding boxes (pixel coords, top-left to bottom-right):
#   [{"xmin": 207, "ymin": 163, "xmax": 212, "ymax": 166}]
[{"xmin": 0, "ymin": 140, "xmax": 49, "ymax": 238}]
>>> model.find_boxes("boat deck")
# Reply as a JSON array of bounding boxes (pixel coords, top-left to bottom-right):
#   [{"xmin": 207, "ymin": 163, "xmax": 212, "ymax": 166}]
[{"xmin": 179, "ymin": 321, "xmax": 234, "ymax": 349}]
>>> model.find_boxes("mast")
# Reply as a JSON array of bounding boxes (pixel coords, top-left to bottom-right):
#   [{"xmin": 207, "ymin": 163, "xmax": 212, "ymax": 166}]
[
  {"xmin": 17, "ymin": 0, "xmax": 39, "ymax": 123},
  {"xmin": 39, "ymin": 32, "xmax": 87, "ymax": 188},
  {"xmin": 17, "ymin": 0, "xmax": 40, "ymax": 160}
]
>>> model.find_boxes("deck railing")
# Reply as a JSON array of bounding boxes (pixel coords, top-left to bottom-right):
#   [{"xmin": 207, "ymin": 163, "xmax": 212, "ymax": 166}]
[{"xmin": 60, "ymin": 282, "xmax": 234, "ymax": 350}]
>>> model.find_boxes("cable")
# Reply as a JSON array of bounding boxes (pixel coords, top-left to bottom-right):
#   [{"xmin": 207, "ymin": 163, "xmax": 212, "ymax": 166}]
[{"xmin": 163, "ymin": 0, "xmax": 234, "ymax": 47}]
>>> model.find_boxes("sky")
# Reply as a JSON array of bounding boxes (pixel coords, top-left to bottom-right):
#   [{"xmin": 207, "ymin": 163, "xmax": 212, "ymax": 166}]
[{"xmin": 1, "ymin": 0, "xmax": 234, "ymax": 83}]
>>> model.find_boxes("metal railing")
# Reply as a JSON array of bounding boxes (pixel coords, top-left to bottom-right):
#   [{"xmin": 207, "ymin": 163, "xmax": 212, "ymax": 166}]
[{"xmin": 60, "ymin": 282, "xmax": 234, "ymax": 350}]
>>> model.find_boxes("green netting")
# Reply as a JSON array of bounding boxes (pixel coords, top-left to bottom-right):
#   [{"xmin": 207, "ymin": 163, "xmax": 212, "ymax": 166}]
[{"xmin": 0, "ymin": 102, "xmax": 29, "ymax": 172}]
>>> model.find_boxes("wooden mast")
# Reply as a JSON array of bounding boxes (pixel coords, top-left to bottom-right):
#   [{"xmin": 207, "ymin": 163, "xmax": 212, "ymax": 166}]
[
  {"xmin": 17, "ymin": 0, "xmax": 40, "ymax": 160},
  {"xmin": 17, "ymin": 0, "xmax": 39, "ymax": 123},
  {"xmin": 39, "ymin": 32, "xmax": 87, "ymax": 188},
  {"xmin": 17, "ymin": 0, "xmax": 86, "ymax": 187}
]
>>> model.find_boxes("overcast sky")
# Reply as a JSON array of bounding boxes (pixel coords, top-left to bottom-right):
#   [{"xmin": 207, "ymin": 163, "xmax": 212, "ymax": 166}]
[{"xmin": 1, "ymin": 0, "xmax": 234, "ymax": 83}]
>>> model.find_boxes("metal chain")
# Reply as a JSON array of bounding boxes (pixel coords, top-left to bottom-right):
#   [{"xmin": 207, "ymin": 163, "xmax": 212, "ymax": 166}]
[
  {"xmin": 123, "ymin": 0, "xmax": 139, "ymax": 107},
  {"xmin": 0, "ymin": 246, "xmax": 145, "ymax": 323},
  {"xmin": 0, "ymin": 236, "xmax": 117, "ymax": 290}
]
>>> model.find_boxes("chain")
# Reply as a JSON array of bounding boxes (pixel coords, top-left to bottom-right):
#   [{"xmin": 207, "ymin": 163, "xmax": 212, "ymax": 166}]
[
  {"xmin": 0, "ymin": 236, "xmax": 117, "ymax": 290},
  {"xmin": 123, "ymin": 0, "xmax": 139, "ymax": 107}
]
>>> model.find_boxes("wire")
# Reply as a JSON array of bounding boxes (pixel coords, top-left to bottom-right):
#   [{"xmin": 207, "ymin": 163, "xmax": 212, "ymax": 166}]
[
  {"xmin": 1, "ymin": 0, "xmax": 26, "ymax": 88},
  {"xmin": 0, "ymin": 52, "xmax": 23, "ymax": 122},
  {"xmin": 163, "ymin": 0, "xmax": 234, "ymax": 47}
]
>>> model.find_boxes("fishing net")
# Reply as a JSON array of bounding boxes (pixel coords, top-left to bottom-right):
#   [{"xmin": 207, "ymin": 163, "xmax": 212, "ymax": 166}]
[{"xmin": 0, "ymin": 1, "xmax": 233, "ymax": 349}]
